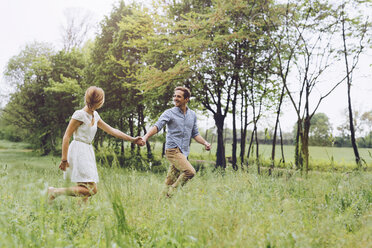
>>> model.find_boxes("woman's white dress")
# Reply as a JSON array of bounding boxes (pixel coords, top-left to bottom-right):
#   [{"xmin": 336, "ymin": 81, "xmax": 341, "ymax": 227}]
[{"xmin": 64, "ymin": 109, "xmax": 100, "ymax": 183}]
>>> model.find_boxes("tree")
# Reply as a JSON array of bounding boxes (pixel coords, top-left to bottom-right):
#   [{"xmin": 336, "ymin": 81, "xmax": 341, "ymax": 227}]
[
  {"xmin": 4, "ymin": 42, "xmax": 54, "ymax": 88},
  {"xmin": 90, "ymin": 1, "xmax": 135, "ymax": 155},
  {"xmin": 308, "ymin": 113, "xmax": 332, "ymax": 146},
  {"xmin": 2, "ymin": 42, "xmax": 55, "ymax": 154},
  {"xmin": 262, "ymin": 1, "xmax": 299, "ymax": 174},
  {"xmin": 275, "ymin": 0, "xmax": 356, "ymax": 172},
  {"xmin": 2, "ymin": 43, "xmax": 87, "ymax": 154},
  {"xmin": 339, "ymin": 0, "xmax": 371, "ymax": 168},
  {"xmin": 142, "ymin": 0, "xmax": 278, "ymax": 169},
  {"xmin": 361, "ymin": 110, "xmax": 372, "ymax": 136},
  {"xmin": 91, "ymin": 1, "xmax": 157, "ymax": 159},
  {"xmin": 60, "ymin": 8, "xmax": 94, "ymax": 52}
]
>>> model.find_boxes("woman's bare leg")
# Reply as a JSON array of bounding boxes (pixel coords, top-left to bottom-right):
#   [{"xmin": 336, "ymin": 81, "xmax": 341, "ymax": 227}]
[{"xmin": 48, "ymin": 183, "xmax": 97, "ymax": 202}]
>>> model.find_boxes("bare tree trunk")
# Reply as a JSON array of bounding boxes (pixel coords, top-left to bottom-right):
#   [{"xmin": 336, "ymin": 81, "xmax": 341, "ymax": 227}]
[
  {"xmin": 240, "ymin": 83, "xmax": 249, "ymax": 170},
  {"xmin": 341, "ymin": 10, "xmax": 361, "ymax": 168},
  {"xmin": 136, "ymin": 107, "xmax": 142, "ymax": 156},
  {"xmin": 270, "ymin": 87, "xmax": 285, "ymax": 175},
  {"xmin": 240, "ymin": 93, "xmax": 248, "ymax": 170},
  {"xmin": 120, "ymin": 117, "xmax": 124, "ymax": 155},
  {"xmin": 142, "ymin": 125, "xmax": 153, "ymax": 159},
  {"xmin": 231, "ymin": 77, "xmax": 238, "ymax": 171},
  {"xmin": 162, "ymin": 127, "xmax": 166, "ymax": 158},
  {"xmin": 254, "ymin": 125, "xmax": 260, "ymax": 175},
  {"xmin": 295, "ymin": 119, "xmax": 303, "ymax": 170},
  {"xmin": 302, "ymin": 116, "xmax": 311, "ymax": 173},
  {"xmin": 129, "ymin": 115, "xmax": 135, "ymax": 154},
  {"xmin": 279, "ymin": 121, "xmax": 285, "ymax": 165},
  {"xmin": 247, "ymin": 129, "xmax": 255, "ymax": 161},
  {"xmin": 215, "ymin": 112, "xmax": 226, "ymax": 168}
]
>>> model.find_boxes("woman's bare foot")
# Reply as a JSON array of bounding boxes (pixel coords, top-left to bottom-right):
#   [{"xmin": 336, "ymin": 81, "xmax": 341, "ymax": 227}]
[
  {"xmin": 78, "ymin": 197, "xmax": 89, "ymax": 206},
  {"xmin": 48, "ymin": 187, "xmax": 56, "ymax": 204}
]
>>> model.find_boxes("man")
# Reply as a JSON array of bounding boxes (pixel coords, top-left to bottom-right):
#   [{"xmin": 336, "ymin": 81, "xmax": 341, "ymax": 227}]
[{"xmin": 141, "ymin": 86, "xmax": 211, "ymax": 197}]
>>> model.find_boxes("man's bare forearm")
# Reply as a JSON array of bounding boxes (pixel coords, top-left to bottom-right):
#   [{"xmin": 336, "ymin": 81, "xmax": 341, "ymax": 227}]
[{"xmin": 143, "ymin": 126, "xmax": 159, "ymax": 142}]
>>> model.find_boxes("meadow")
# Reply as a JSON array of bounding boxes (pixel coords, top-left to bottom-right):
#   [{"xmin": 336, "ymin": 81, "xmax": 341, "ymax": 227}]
[
  {"xmin": 0, "ymin": 139, "xmax": 371, "ymax": 247},
  {"xmin": 187, "ymin": 141, "xmax": 372, "ymax": 170}
]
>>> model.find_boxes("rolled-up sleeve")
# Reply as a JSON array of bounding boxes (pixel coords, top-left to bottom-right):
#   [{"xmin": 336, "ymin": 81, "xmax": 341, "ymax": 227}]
[
  {"xmin": 191, "ymin": 114, "xmax": 200, "ymax": 138},
  {"xmin": 154, "ymin": 110, "xmax": 171, "ymax": 131}
]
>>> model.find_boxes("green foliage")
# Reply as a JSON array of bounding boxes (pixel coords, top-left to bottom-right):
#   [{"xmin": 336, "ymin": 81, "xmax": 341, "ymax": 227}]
[
  {"xmin": 1, "ymin": 44, "xmax": 88, "ymax": 154},
  {"xmin": 89, "ymin": 2, "xmax": 155, "ymax": 153},
  {"xmin": 1, "ymin": 0, "xmax": 370, "ymax": 170},
  {"xmin": 309, "ymin": 113, "xmax": 333, "ymax": 146}
]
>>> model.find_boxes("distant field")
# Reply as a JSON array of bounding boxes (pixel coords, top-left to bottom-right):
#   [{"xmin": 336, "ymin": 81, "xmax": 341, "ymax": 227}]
[
  {"xmin": 160, "ymin": 141, "xmax": 372, "ymax": 169},
  {"xmin": 2, "ymin": 139, "xmax": 371, "ymax": 170}
]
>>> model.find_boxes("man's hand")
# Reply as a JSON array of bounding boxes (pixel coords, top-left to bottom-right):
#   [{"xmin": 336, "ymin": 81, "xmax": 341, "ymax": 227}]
[
  {"xmin": 204, "ymin": 142, "xmax": 211, "ymax": 151},
  {"xmin": 138, "ymin": 137, "xmax": 147, "ymax": 146},
  {"xmin": 133, "ymin": 136, "xmax": 144, "ymax": 146},
  {"xmin": 59, "ymin": 160, "xmax": 69, "ymax": 171}
]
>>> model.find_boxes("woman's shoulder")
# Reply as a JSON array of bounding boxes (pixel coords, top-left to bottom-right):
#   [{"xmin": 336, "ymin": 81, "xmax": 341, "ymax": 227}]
[
  {"xmin": 71, "ymin": 109, "xmax": 85, "ymax": 121},
  {"xmin": 73, "ymin": 109, "xmax": 84, "ymax": 114},
  {"xmin": 93, "ymin": 111, "xmax": 101, "ymax": 120}
]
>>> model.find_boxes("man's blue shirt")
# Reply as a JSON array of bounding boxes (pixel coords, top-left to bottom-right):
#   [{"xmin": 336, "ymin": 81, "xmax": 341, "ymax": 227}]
[{"xmin": 154, "ymin": 106, "xmax": 199, "ymax": 157}]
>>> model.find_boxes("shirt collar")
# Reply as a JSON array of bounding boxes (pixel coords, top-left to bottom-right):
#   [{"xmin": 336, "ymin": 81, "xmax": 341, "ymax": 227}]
[{"xmin": 176, "ymin": 106, "xmax": 189, "ymax": 115}]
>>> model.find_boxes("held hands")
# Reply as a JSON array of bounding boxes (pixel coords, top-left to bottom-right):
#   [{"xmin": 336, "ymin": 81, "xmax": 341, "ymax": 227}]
[
  {"xmin": 132, "ymin": 136, "xmax": 144, "ymax": 146},
  {"xmin": 138, "ymin": 137, "xmax": 147, "ymax": 147},
  {"xmin": 59, "ymin": 160, "xmax": 69, "ymax": 171},
  {"xmin": 204, "ymin": 142, "xmax": 211, "ymax": 151}
]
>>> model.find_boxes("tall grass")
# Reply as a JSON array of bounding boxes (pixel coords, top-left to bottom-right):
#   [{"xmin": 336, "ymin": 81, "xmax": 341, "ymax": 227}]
[{"xmin": 0, "ymin": 140, "xmax": 371, "ymax": 247}]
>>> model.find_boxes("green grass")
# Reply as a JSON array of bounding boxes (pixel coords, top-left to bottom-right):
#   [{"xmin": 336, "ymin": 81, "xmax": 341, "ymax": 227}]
[
  {"xmin": 180, "ymin": 141, "xmax": 372, "ymax": 170},
  {"xmin": 0, "ymin": 140, "xmax": 371, "ymax": 247}
]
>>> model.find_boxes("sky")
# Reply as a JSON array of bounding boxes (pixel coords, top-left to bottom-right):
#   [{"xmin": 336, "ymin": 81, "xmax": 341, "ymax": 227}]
[{"xmin": 0, "ymin": 0, "xmax": 371, "ymax": 133}]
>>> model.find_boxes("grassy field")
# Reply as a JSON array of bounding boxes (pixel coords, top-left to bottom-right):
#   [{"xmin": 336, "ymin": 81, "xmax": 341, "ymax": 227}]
[
  {"xmin": 0, "ymin": 140, "xmax": 371, "ymax": 247},
  {"xmin": 189, "ymin": 141, "xmax": 372, "ymax": 170}
]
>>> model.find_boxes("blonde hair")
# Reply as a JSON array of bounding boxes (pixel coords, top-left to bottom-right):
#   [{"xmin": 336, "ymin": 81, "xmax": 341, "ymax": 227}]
[{"xmin": 85, "ymin": 86, "xmax": 105, "ymax": 110}]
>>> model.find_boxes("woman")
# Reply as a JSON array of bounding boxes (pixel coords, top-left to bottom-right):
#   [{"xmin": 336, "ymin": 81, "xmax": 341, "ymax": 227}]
[{"xmin": 48, "ymin": 86, "xmax": 142, "ymax": 203}]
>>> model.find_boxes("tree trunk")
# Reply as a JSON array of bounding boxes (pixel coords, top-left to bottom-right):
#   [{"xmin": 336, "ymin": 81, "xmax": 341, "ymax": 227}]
[
  {"xmin": 120, "ymin": 117, "xmax": 124, "ymax": 155},
  {"xmin": 254, "ymin": 125, "xmax": 260, "ymax": 175},
  {"xmin": 162, "ymin": 127, "xmax": 166, "ymax": 158},
  {"xmin": 342, "ymin": 11, "xmax": 361, "ymax": 168},
  {"xmin": 142, "ymin": 125, "xmax": 153, "ymax": 159},
  {"xmin": 348, "ymin": 90, "xmax": 361, "ymax": 166},
  {"xmin": 295, "ymin": 119, "xmax": 303, "ymax": 170},
  {"xmin": 231, "ymin": 78, "xmax": 238, "ymax": 171},
  {"xmin": 269, "ymin": 87, "xmax": 285, "ymax": 175},
  {"xmin": 240, "ymin": 92, "xmax": 248, "ymax": 170},
  {"xmin": 136, "ymin": 109, "xmax": 141, "ymax": 156},
  {"xmin": 279, "ymin": 122, "xmax": 285, "ymax": 164},
  {"xmin": 214, "ymin": 112, "xmax": 226, "ymax": 168},
  {"xmin": 247, "ymin": 129, "xmax": 255, "ymax": 160},
  {"xmin": 129, "ymin": 115, "xmax": 135, "ymax": 154},
  {"xmin": 301, "ymin": 116, "xmax": 311, "ymax": 173}
]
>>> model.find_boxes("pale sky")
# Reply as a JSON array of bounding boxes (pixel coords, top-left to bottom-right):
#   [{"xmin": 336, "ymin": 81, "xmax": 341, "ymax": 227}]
[{"xmin": 0, "ymin": 0, "xmax": 371, "ymax": 133}]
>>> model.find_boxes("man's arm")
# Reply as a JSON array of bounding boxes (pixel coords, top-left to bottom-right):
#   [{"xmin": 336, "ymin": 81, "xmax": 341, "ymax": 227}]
[
  {"xmin": 193, "ymin": 134, "xmax": 211, "ymax": 151},
  {"xmin": 141, "ymin": 110, "xmax": 170, "ymax": 146},
  {"xmin": 141, "ymin": 126, "xmax": 159, "ymax": 145}
]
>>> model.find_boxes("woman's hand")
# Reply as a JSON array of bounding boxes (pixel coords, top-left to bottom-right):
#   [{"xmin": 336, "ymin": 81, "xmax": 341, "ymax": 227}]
[
  {"xmin": 204, "ymin": 142, "xmax": 211, "ymax": 151},
  {"xmin": 59, "ymin": 160, "xmax": 69, "ymax": 171},
  {"xmin": 132, "ymin": 136, "xmax": 144, "ymax": 146}
]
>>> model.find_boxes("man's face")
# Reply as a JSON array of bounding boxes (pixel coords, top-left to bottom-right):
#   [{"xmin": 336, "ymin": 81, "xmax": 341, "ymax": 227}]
[{"xmin": 173, "ymin": 90, "xmax": 188, "ymax": 107}]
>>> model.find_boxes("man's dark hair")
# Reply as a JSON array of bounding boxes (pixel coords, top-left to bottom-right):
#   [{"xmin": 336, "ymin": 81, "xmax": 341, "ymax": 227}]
[{"xmin": 174, "ymin": 86, "xmax": 191, "ymax": 99}]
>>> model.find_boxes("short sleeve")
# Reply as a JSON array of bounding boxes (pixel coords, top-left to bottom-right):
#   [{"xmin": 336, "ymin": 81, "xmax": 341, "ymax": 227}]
[
  {"xmin": 71, "ymin": 110, "xmax": 84, "ymax": 122},
  {"xmin": 94, "ymin": 111, "xmax": 101, "ymax": 122}
]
